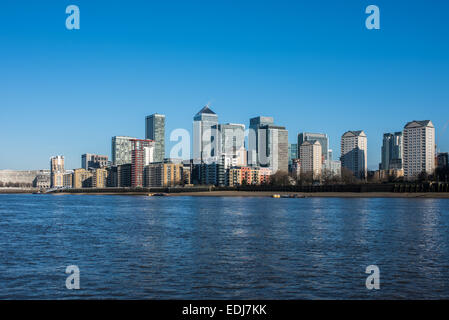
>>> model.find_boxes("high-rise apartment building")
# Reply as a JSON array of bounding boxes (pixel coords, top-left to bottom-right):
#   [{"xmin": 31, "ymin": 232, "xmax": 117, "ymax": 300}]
[
  {"xmin": 298, "ymin": 132, "xmax": 329, "ymax": 161},
  {"xmin": 403, "ymin": 120, "xmax": 435, "ymax": 180},
  {"xmin": 381, "ymin": 132, "xmax": 403, "ymax": 170},
  {"xmin": 193, "ymin": 105, "xmax": 219, "ymax": 163},
  {"xmin": 131, "ymin": 139, "xmax": 155, "ymax": 187},
  {"xmin": 248, "ymin": 116, "xmax": 288, "ymax": 173},
  {"xmin": 81, "ymin": 153, "xmax": 109, "ymax": 169},
  {"xmin": 341, "ymin": 130, "xmax": 368, "ymax": 180},
  {"xmin": 300, "ymin": 140, "xmax": 322, "ymax": 179},
  {"xmin": 145, "ymin": 113, "xmax": 165, "ymax": 163},
  {"xmin": 50, "ymin": 156, "xmax": 65, "ymax": 188},
  {"xmin": 112, "ymin": 136, "xmax": 137, "ymax": 165}
]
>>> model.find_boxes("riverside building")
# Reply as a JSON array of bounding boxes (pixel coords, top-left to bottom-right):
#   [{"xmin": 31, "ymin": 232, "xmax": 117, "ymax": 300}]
[
  {"xmin": 403, "ymin": 120, "xmax": 435, "ymax": 180},
  {"xmin": 340, "ymin": 130, "xmax": 368, "ymax": 180}
]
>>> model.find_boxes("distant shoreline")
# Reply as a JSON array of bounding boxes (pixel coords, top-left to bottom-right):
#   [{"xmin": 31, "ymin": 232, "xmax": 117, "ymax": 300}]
[{"xmin": 2, "ymin": 188, "xmax": 449, "ymax": 198}]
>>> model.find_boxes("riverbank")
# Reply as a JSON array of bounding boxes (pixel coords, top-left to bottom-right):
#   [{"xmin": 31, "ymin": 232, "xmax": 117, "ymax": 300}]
[
  {"xmin": 168, "ymin": 191, "xmax": 449, "ymax": 198},
  {"xmin": 40, "ymin": 190, "xmax": 449, "ymax": 198}
]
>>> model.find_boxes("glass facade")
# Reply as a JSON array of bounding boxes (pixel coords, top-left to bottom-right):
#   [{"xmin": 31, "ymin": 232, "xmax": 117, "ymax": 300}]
[{"xmin": 145, "ymin": 114, "xmax": 165, "ymax": 163}]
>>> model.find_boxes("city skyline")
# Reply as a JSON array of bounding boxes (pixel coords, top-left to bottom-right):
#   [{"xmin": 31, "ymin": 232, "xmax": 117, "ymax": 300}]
[
  {"xmin": 0, "ymin": 103, "xmax": 445, "ymax": 173},
  {"xmin": 1, "ymin": 1, "xmax": 449, "ymax": 170}
]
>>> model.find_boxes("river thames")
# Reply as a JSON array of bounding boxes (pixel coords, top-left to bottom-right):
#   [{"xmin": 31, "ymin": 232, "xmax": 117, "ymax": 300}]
[{"xmin": 1, "ymin": 194, "xmax": 449, "ymax": 299}]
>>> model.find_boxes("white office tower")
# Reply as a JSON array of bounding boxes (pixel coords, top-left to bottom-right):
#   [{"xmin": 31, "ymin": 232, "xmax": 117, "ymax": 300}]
[
  {"xmin": 340, "ymin": 130, "xmax": 368, "ymax": 180},
  {"xmin": 403, "ymin": 120, "xmax": 435, "ymax": 180},
  {"xmin": 217, "ymin": 123, "xmax": 246, "ymax": 167},
  {"xmin": 300, "ymin": 140, "xmax": 322, "ymax": 179}
]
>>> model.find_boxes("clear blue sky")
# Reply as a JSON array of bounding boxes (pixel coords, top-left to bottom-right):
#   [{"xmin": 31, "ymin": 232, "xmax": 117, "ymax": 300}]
[{"xmin": 1, "ymin": 0, "xmax": 448, "ymax": 170}]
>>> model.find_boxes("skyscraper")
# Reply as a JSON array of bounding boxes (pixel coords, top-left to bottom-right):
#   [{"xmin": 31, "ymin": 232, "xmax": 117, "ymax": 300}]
[
  {"xmin": 297, "ymin": 132, "xmax": 329, "ymax": 161},
  {"xmin": 145, "ymin": 113, "xmax": 165, "ymax": 163},
  {"xmin": 340, "ymin": 130, "xmax": 367, "ymax": 180},
  {"xmin": 437, "ymin": 152, "xmax": 449, "ymax": 169},
  {"xmin": 217, "ymin": 123, "xmax": 246, "ymax": 166},
  {"xmin": 381, "ymin": 132, "xmax": 403, "ymax": 170},
  {"xmin": 288, "ymin": 143, "xmax": 298, "ymax": 166},
  {"xmin": 248, "ymin": 116, "xmax": 274, "ymax": 167},
  {"xmin": 300, "ymin": 140, "xmax": 322, "ymax": 179},
  {"xmin": 111, "ymin": 136, "xmax": 137, "ymax": 165},
  {"xmin": 50, "ymin": 156, "xmax": 65, "ymax": 188},
  {"xmin": 193, "ymin": 105, "xmax": 219, "ymax": 163},
  {"xmin": 248, "ymin": 116, "xmax": 288, "ymax": 173},
  {"xmin": 403, "ymin": 120, "xmax": 435, "ymax": 180}
]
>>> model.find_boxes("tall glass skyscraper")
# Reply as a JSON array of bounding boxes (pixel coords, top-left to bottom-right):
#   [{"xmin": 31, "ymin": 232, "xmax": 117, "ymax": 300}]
[
  {"xmin": 381, "ymin": 132, "xmax": 403, "ymax": 170},
  {"xmin": 145, "ymin": 113, "xmax": 166, "ymax": 163},
  {"xmin": 288, "ymin": 143, "xmax": 298, "ymax": 165}
]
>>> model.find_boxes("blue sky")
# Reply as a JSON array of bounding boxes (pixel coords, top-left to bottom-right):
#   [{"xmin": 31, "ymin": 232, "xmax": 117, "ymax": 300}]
[{"xmin": 1, "ymin": 0, "xmax": 448, "ymax": 170}]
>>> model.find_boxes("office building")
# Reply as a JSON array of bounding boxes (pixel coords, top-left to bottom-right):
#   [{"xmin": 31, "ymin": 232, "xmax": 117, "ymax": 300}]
[
  {"xmin": 288, "ymin": 143, "xmax": 298, "ymax": 165},
  {"xmin": 437, "ymin": 152, "xmax": 449, "ymax": 169},
  {"xmin": 381, "ymin": 132, "xmax": 403, "ymax": 170},
  {"xmin": 50, "ymin": 156, "xmax": 65, "ymax": 188},
  {"xmin": 217, "ymin": 123, "xmax": 246, "ymax": 166},
  {"xmin": 300, "ymin": 140, "xmax": 322, "ymax": 179},
  {"xmin": 248, "ymin": 116, "xmax": 288, "ymax": 173},
  {"xmin": 298, "ymin": 132, "xmax": 329, "ymax": 161},
  {"xmin": 341, "ymin": 130, "xmax": 368, "ymax": 180},
  {"xmin": 403, "ymin": 120, "xmax": 435, "ymax": 180},
  {"xmin": 248, "ymin": 116, "xmax": 273, "ymax": 167},
  {"xmin": 145, "ymin": 113, "xmax": 166, "ymax": 163},
  {"xmin": 112, "ymin": 136, "xmax": 137, "ymax": 165},
  {"xmin": 193, "ymin": 105, "xmax": 219, "ymax": 163}
]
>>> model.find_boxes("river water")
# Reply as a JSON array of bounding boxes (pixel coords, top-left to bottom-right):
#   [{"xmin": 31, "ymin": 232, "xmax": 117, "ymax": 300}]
[{"xmin": 1, "ymin": 194, "xmax": 448, "ymax": 299}]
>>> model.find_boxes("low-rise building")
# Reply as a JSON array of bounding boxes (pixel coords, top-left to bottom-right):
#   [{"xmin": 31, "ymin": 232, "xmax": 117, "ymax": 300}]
[
  {"xmin": 227, "ymin": 166, "xmax": 272, "ymax": 186},
  {"xmin": 63, "ymin": 171, "xmax": 73, "ymax": 188},
  {"xmin": 73, "ymin": 168, "xmax": 93, "ymax": 188},
  {"xmin": 92, "ymin": 168, "xmax": 108, "ymax": 188},
  {"xmin": 144, "ymin": 161, "xmax": 183, "ymax": 187}
]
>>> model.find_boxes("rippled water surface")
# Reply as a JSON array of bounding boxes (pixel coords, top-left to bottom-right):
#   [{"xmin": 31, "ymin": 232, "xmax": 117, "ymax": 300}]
[{"xmin": 1, "ymin": 194, "xmax": 449, "ymax": 299}]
